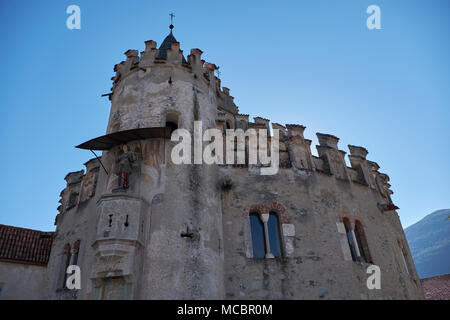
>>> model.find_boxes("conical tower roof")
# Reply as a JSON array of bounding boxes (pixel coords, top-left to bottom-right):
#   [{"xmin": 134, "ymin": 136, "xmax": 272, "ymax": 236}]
[{"xmin": 157, "ymin": 30, "xmax": 178, "ymax": 59}]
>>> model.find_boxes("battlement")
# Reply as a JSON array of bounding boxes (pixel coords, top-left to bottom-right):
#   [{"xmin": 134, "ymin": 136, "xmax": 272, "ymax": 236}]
[
  {"xmin": 80, "ymin": 31, "xmax": 398, "ymax": 220},
  {"xmin": 56, "ymin": 158, "xmax": 100, "ymax": 222},
  {"xmin": 109, "ymin": 37, "xmax": 237, "ymax": 111},
  {"xmin": 213, "ymin": 110, "xmax": 395, "ymax": 204},
  {"xmin": 46, "ymin": 23, "xmax": 422, "ymax": 301}
]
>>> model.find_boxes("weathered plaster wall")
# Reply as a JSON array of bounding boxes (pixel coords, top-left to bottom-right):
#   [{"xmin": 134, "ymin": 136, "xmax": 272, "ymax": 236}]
[
  {"xmin": 219, "ymin": 167, "xmax": 424, "ymax": 299},
  {"xmin": 0, "ymin": 262, "xmax": 47, "ymax": 299}
]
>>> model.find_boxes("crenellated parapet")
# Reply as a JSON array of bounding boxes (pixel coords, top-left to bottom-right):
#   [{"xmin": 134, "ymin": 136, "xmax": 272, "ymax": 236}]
[
  {"xmin": 97, "ymin": 29, "xmax": 400, "ymax": 218},
  {"xmin": 285, "ymin": 124, "xmax": 314, "ymax": 171},
  {"xmin": 166, "ymin": 41, "xmax": 184, "ymax": 66},
  {"xmin": 63, "ymin": 170, "xmax": 84, "ymax": 212},
  {"xmin": 56, "ymin": 159, "xmax": 100, "ymax": 225},
  {"xmin": 211, "ymin": 111, "xmax": 397, "ymax": 204},
  {"xmin": 187, "ymin": 48, "xmax": 204, "ymax": 75},
  {"xmin": 236, "ymin": 114, "xmax": 249, "ymax": 130},
  {"xmin": 78, "ymin": 158, "xmax": 100, "ymax": 204},
  {"xmin": 253, "ymin": 117, "xmax": 270, "ymax": 130},
  {"xmin": 348, "ymin": 145, "xmax": 374, "ymax": 187},
  {"xmin": 139, "ymin": 40, "xmax": 157, "ymax": 68},
  {"xmin": 316, "ymin": 133, "xmax": 349, "ymax": 180},
  {"xmin": 108, "ymin": 37, "xmax": 239, "ymax": 116}
]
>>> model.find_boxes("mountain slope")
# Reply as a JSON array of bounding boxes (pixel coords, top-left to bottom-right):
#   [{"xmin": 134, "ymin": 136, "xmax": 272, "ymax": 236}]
[{"xmin": 404, "ymin": 209, "xmax": 450, "ymax": 279}]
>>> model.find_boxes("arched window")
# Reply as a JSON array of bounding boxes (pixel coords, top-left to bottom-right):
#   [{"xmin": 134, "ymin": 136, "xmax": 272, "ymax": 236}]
[
  {"xmin": 225, "ymin": 120, "xmax": 233, "ymax": 130},
  {"xmin": 165, "ymin": 111, "xmax": 179, "ymax": 133},
  {"xmin": 268, "ymin": 212, "xmax": 282, "ymax": 257},
  {"xmin": 249, "ymin": 211, "xmax": 283, "ymax": 258},
  {"xmin": 250, "ymin": 213, "xmax": 265, "ymax": 258},
  {"xmin": 343, "ymin": 218, "xmax": 357, "ymax": 261},
  {"xmin": 354, "ymin": 220, "xmax": 372, "ymax": 263}
]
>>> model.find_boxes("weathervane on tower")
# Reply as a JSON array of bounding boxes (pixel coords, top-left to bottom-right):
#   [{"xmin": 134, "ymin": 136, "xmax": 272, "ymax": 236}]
[{"xmin": 169, "ymin": 12, "xmax": 175, "ymax": 32}]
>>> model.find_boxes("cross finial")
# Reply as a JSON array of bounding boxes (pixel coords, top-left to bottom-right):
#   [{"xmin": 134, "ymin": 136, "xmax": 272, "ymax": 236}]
[{"xmin": 169, "ymin": 12, "xmax": 175, "ymax": 31}]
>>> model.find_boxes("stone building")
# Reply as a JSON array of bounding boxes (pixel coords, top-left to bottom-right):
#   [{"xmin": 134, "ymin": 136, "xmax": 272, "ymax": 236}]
[
  {"xmin": 0, "ymin": 225, "xmax": 53, "ymax": 299},
  {"xmin": 1, "ymin": 24, "xmax": 424, "ymax": 300}
]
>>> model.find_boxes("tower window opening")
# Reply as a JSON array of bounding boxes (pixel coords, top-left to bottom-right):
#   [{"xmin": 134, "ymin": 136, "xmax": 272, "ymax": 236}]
[
  {"xmin": 165, "ymin": 111, "xmax": 180, "ymax": 133},
  {"xmin": 354, "ymin": 220, "xmax": 372, "ymax": 263},
  {"xmin": 166, "ymin": 121, "xmax": 178, "ymax": 132},
  {"xmin": 72, "ymin": 240, "xmax": 80, "ymax": 266},
  {"xmin": 343, "ymin": 218, "xmax": 357, "ymax": 261}
]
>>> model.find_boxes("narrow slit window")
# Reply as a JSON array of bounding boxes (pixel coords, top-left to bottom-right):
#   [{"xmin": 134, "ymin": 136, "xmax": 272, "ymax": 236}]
[
  {"xmin": 72, "ymin": 240, "xmax": 80, "ymax": 266},
  {"xmin": 343, "ymin": 218, "xmax": 357, "ymax": 261},
  {"xmin": 354, "ymin": 221, "xmax": 372, "ymax": 263}
]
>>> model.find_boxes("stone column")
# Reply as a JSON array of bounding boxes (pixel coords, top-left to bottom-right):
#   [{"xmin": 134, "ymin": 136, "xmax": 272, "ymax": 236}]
[{"xmin": 261, "ymin": 214, "xmax": 274, "ymax": 259}]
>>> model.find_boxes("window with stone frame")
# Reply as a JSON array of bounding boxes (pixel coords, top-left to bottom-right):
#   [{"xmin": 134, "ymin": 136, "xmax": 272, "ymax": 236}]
[
  {"xmin": 72, "ymin": 240, "xmax": 80, "ymax": 266},
  {"xmin": 58, "ymin": 241, "xmax": 81, "ymax": 290},
  {"xmin": 249, "ymin": 211, "xmax": 283, "ymax": 259}
]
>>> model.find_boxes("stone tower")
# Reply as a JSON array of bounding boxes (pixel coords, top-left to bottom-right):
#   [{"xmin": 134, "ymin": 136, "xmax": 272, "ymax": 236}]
[{"xmin": 45, "ymin": 24, "xmax": 425, "ymax": 300}]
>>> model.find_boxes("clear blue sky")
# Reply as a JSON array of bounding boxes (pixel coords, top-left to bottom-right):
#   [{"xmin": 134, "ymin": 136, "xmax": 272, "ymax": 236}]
[{"xmin": 0, "ymin": 0, "xmax": 448, "ymax": 231}]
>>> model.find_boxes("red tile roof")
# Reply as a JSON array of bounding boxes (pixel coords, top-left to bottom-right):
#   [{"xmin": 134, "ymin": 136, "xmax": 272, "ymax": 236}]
[
  {"xmin": 0, "ymin": 224, "xmax": 54, "ymax": 266},
  {"xmin": 421, "ymin": 274, "xmax": 450, "ymax": 300}
]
